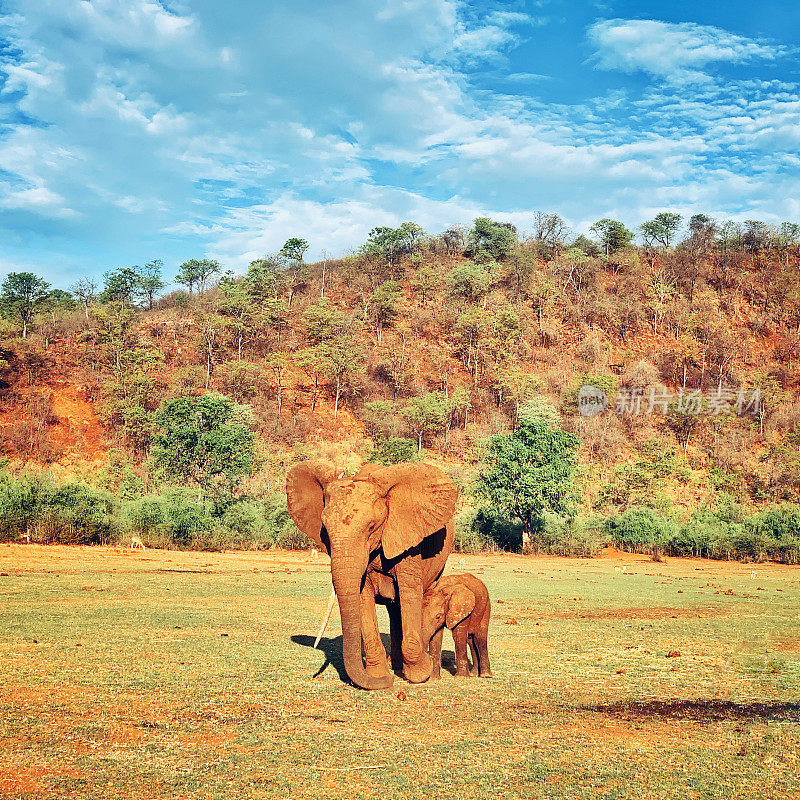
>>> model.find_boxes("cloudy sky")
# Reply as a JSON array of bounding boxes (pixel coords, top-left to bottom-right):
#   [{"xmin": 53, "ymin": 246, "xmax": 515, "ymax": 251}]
[{"xmin": 1, "ymin": 1, "xmax": 799, "ymax": 287}]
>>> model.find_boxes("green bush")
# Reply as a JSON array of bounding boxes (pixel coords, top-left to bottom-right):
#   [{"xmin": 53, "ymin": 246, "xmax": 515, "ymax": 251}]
[
  {"xmin": 0, "ymin": 474, "xmax": 118, "ymax": 545},
  {"xmin": 671, "ymin": 510, "xmax": 741, "ymax": 559},
  {"xmin": 121, "ymin": 489, "xmax": 214, "ymax": 547},
  {"xmin": 367, "ymin": 437, "xmax": 419, "ymax": 465},
  {"xmin": 0, "ymin": 472, "xmax": 38, "ymax": 538},
  {"xmin": 263, "ymin": 496, "xmax": 310, "ymax": 550},
  {"xmin": 744, "ymin": 505, "xmax": 800, "ymax": 564},
  {"xmin": 528, "ymin": 513, "xmax": 605, "ymax": 557},
  {"xmin": 453, "ymin": 510, "xmax": 498, "ymax": 553},
  {"xmin": 471, "ymin": 509, "xmax": 523, "ymax": 552},
  {"xmin": 604, "ymin": 507, "xmax": 678, "ymax": 554}
]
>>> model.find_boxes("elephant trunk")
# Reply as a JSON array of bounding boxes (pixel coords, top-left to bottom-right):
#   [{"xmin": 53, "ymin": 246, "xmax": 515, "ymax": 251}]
[{"xmin": 331, "ymin": 549, "xmax": 392, "ymax": 691}]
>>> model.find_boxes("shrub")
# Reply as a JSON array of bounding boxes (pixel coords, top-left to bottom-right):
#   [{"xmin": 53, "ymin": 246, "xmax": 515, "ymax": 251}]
[
  {"xmin": 264, "ymin": 495, "xmax": 310, "ymax": 549},
  {"xmin": 453, "ymin": 510, "xmax": 498, "ymax": 553},
  {"xmin": 0, "ymin": 474, "xmax": 117, "ymax": 544},
  {"xmin": 744, "ymin": 505, "xmax": 800, "ymax": 564},
  {"xmin": 367, "ymin": 437, "xmax": 419, "ymax": 465},
  {"xmin": 529, "ymin": 513, "xmax": 605, "ymax": 557},
  {"xmin": 471, "ymin": 509, "xmax": 523, "ymax": 552},
  {"xmin": 671, "ymin": 510, "xmax": 741, "ymax": 560},
  {"xmin": 121, "ymin": 489, "xmax": 214, "ymax": 547},
  {"xmin": 604, "ymin": 507, "xmax": 678, "ymax": 554}
]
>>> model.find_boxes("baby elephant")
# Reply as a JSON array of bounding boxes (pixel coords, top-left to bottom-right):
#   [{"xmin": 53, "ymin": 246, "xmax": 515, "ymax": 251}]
[{"xmin": 422, "ymin": 573, "xmax": 492, "ymax": 679}]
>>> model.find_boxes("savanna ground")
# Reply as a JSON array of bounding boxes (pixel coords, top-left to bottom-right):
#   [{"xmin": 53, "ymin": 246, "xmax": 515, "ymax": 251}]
[{"xmin": 2, "ymin": 545, "xmax": 799, "ymax": 800}]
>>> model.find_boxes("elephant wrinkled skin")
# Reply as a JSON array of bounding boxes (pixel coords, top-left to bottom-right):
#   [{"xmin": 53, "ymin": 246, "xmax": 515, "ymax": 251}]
[{"xmin": 286, "ymin": 461, "xmax": 458, "ymax": 689}]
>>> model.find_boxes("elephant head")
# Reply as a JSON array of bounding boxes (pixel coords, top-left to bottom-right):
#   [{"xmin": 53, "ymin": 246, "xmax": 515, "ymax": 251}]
[{"xmin": 286, "ymin": 460, "xmax": 458, "ymax": 689}]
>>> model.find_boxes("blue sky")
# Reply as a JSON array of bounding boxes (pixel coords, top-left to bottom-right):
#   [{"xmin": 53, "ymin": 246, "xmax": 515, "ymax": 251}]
[{"xmin": 1, "ymin": 1, "xmax": 799, "ymax": 288}]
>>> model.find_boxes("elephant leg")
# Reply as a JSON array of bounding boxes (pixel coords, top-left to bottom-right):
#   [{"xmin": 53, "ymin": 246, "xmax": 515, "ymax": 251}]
[
  {"xmin": 468, "ymin": 635, "xmax": 480, "ymax": 676},
  {"xmin": 428, "ymin": 627, "xmax": 444, "ymax": 680},
  {"xmin": 451, "ymin": 623, "xmax": 471, "ymax": 677},
  {"xmin": 473, "ymin": 630, "xmax": 493, "ymax": 677},
  {"xmin": 396, "ymin": 561, "xmax": 432, "ymax": 683},
  {"xmin": 360, "ymin": 583, "xmax": 391, "ymax": 679},
  {"xmin": 387, "ymin": 601, "xmax": 404, "ymax": 674}
]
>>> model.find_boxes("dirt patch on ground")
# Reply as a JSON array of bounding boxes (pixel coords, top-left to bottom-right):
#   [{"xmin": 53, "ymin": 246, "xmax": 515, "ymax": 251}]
[
  {"xmin": 587, "ymin": 699, "xmax": 800, "ymax": 723},
  {"xmin": 540, "ymin": 607, "xmax": 725, "ymax": 620}
]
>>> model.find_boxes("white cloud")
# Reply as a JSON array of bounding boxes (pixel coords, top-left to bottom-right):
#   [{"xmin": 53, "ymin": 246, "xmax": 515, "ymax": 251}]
[
  {"xmin": 29, "ymin": 0, "xmax": 196, "ymax": 51},
  {"xmin": 588, "ymin": 19, "xmax": 781, "ymax": 83},
  {"xmin": 0, "ymin": 186, "xmax": 77, "ymax": 218},
  {"xmin": 0, "ymin": 1, "xmax": 798, "ymax": 285}
]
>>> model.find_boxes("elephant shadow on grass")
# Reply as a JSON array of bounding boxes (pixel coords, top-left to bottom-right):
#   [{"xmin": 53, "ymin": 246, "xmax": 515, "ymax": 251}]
[{"xmin": 291, "ymin": 633, "xmax": 459, "ymax": 684}]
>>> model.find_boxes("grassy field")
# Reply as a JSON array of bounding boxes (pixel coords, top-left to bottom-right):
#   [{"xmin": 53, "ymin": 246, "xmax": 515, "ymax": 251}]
[{"xmin": 2, "ymin": 544, "xmax": 799, "ymax": 800}]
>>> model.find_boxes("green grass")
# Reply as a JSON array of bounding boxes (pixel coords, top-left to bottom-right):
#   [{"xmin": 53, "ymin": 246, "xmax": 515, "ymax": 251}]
[{"xmin": 2, "ymin": 545, "xmax": 799, "ymax": 799}]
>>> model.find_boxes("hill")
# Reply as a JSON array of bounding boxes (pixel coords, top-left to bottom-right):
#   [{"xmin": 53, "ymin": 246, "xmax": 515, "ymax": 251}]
[{"xmin": 1, "ymin": 214, "xmax": 799, "ymax": 554}]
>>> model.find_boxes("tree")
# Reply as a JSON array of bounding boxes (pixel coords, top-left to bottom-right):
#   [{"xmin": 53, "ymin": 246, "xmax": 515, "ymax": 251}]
[
  {"xmin": 572, "ymin": 234, "xmax": 600, "ymax": 258},
  {"xmin": 410, "ymin": 264, "xmax": 441, "ymax": 304},
  {"xmin": 369, "ymin": 280, "xmax": 401, "ymax": 344},
  {"xmin": 0, "ymin": 272, "xmax": 52, "ymax": 338},
  {"xmin": 150, "ymin": 393, "xmax": 256, "ymax": 500},
  {"xmin": 139, "ymin": 259, "xmax": 165, "ymax": 310},
  {"xmin": 99, "ymin": 267, "xmax": 143, "ymax": 306},
  {"xmin": 532, "ymin": 211, "xmax": 568, "ymax": 259},
  {"xmin": 87, "ymin": 302, "xmax": 155, "ymax": 375},
  {"xmin": 176, "ymin": 258, "xmax": 222, "ymax": 295},
  {"xmin": 70, "ymin": 278, "xmax": 98, "ymax": 321},
  {"xmin": 175, "ymin": 260, "xmax": 200, "ymax": 294},
  {"xmin": 402, "ymin": 392, "xmax": 450, "ymax": 451},
  {"xmin": 468, "ymin": 217, "xmax": 517, "ymax": 261},
  {"xmin": 244, "ymin": 258, "xmax": 279, "ymax": 301},
  {"xmin": 279, "ymin": 237, "xmax": 309, "ymax": 262},
  {"xmin": 688, "ymin": 213, "xmax": 717, "ymax": 239},
  {"xmin": 665, "ymin": 397, "xmax": 704, "ymax": 457},
  {"xmin": 397, "ymin": 221, "xmax": 425, "ymax": 253},
  {"xmin": 318, "ymin": 337, "xmax": 365, "ymax": 418},
  {"xmin": 304, "ymin": 300, "xmax": 348, "ymax": 344},
  {"xmin": 264, "ymin": 352, "xmax": 292, "ymax": 414},
  {"xmin": 218, "ymin": 276, "xmax": 258, "ymax": 360},
  {"xmin": 440, "ymin": 225, "xmax": 466, "ymax": 255},
  {"xmin": 361, "ymin": 226, "xmax": 407, "ymax": 270},
  {"xmin": 473, "ymin": 416, "xmax": 579, "ymax": 548},
  {"xmin": 447, "ymin": 261, "xmax": 495, "ymax": 304},
  {"xmin": 193, "ymin": 310, "xmax": 227, "ymax": 388},
  {"xmin": 640, "ymin": 212, "xmax": 682, "ymax": 250},
  {"xmin": 590, "ymin": 218, "xmax": 634, "ymax": 256}
]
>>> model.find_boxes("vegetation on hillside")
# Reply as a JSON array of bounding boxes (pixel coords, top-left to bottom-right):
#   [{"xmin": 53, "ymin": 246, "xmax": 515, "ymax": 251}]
[{"xmin": 1, "ymin": 212, "xmax": 799, "ymax": 559}]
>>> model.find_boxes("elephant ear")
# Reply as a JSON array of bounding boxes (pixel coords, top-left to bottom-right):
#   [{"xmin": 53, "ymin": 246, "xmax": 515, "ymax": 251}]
[
  {"xmin": 367, "ymin": 463, "xmax": 458, "ymax": 561},
  {"xmin": 445, "ymin": 585, "xmax": 476, "ymax": 629},
  {"xmin": 286, "ymin": 461, "xmax": 338, "ymax": 551}
]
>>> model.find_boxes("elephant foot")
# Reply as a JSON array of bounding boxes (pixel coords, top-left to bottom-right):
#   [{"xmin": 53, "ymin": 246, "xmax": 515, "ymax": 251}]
[
  {"xmin": 365, "ymin": 660, "xmax": 392, "ymax": 680},
  {"xmin": 482, "ymin": 670, "xmax": 494, "ymax": 678},
  {"xmin": 403, "ymin": 652, "xmax": 433, "ymax": 684}
]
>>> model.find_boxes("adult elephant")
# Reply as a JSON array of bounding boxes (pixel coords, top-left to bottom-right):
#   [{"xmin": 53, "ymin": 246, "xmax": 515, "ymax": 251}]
[{"xmin": 286, "ymin": 461, "xmax": 458, "ymax": 690}]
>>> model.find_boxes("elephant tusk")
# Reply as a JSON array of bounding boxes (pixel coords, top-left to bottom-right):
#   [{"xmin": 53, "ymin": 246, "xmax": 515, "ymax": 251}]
[{"xmin": 314, "ymin": 588, "xmax": 337, "ymax": 648}]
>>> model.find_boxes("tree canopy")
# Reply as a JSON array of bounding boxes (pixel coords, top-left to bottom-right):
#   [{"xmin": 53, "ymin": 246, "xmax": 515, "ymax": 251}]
[
  {"xmin": 149, "ymin": 394, "xmax": 256, "ymax": 499},
  {"xmin": 473, "ymin": 416, "xmax": 579, "ymax": 546},
  {"xmin": 0, "ymin": 272, "xmax": 52, "ymax": 338},
  {"xmin": 590, "ymin": 218, "xmax": 634, "ymax": 256}
]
